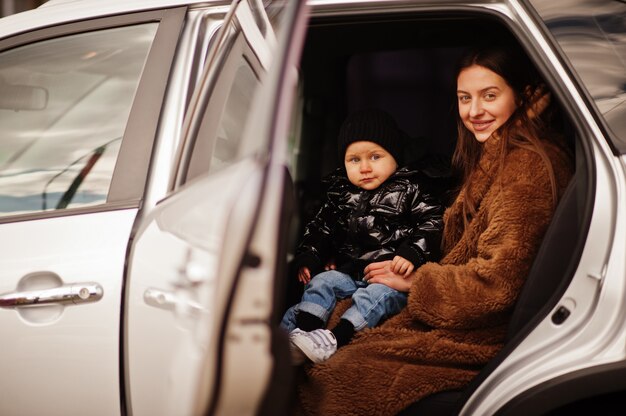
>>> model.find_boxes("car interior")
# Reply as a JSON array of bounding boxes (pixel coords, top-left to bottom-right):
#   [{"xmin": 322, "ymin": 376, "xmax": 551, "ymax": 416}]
[{"xmin": 266, "ymin": 9, "xmax": 593, "ymax": 416}]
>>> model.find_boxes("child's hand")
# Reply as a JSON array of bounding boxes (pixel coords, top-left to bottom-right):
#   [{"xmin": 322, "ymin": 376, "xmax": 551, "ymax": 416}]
[
  {"xmin": 298, "ymin": 267, "xmax": 312, "ymax": 285},
  {"xmin": 324, "ymin": 259, "xmax": 336, "ymax": 271},
  {"xmin": 391, "ymin": 256, "xmax": 414, "ymax": 277}
]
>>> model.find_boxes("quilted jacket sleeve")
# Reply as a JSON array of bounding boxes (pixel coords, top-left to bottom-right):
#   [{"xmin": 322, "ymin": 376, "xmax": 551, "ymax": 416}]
[
  {"xmin": 395, "ymin": 182, "xmax": 444, "ymax": 267},
  {"xmin": 407, "ymin": 147, "xmax": 571, "ymax": 330},
  {"xmin": 292, "ymin": 195, "xmax": 338, "ymax": 277}
]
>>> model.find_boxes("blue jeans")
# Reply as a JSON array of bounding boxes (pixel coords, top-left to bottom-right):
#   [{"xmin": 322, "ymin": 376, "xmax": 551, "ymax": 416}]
[{"xmin": 281, "ymin": 270, "xmax": 407, "ymax": 332}]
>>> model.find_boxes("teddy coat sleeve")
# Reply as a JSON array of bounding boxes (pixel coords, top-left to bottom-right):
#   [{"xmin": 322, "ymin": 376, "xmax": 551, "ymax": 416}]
[{"xmin": 408, "ymin": 148, "xmax": 564, "ymax": 330}]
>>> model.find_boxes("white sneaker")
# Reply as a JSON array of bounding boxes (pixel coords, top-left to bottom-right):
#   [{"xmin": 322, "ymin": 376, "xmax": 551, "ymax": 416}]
[
  {"xmin": 289, "ymin": 328, "xmax": 337, "ymax": 364},
  {"xmin": 288, "ymin": 329, "xmax": 308, "ymax": 366}
]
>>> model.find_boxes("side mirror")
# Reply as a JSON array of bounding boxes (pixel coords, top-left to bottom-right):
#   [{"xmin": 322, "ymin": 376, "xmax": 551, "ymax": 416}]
[{"xmin": 0, "ymin": 76, "xmax": 48, "ymax": 111}]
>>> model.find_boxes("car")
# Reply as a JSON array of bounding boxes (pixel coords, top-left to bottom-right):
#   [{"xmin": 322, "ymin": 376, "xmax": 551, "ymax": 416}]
[
  {"xmin": 0, "ymin": 0, "xmax": 624, "ymax": 415},
  {"xmin": 0, "ymin": 1, "xmax": 278, "ymax": 415}
]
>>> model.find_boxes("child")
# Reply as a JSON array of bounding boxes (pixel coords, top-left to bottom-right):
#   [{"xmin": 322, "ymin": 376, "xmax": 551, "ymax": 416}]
[{"xmin": 282, "ymin": 108, "xmax": 444, "ymax": 364}]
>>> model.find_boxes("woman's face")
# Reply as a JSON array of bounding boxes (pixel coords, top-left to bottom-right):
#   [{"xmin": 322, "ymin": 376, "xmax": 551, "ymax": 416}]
[{"xmin": 456, "ymin": 64, "xmax": 518, "ymax": 142}]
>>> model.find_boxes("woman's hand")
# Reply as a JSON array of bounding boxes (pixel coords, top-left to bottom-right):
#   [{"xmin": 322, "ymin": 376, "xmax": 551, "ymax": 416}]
[
  {"xmin": 363, "ymin": 260, "xmax": 413, "ymax": 292},
  {"xmin": 298, "ymin": 267, "xmax": 311, "ymax": 285}
]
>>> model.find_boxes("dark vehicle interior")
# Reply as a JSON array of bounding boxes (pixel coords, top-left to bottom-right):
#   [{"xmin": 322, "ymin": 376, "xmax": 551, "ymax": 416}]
[{"xmin": 269, "ymin": 9, "xmax": 596, "ymax": 416}]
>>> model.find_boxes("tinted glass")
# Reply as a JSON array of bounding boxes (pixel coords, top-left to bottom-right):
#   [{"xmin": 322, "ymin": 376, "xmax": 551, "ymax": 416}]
[
  {"xmin": 0, "ymin": 23, "xmax": 157, "ymax": 216},
  {"xmin": 209, "ymin": 62, "xmax": 259, "ymax": 174},
  {"xmin": 182, "ymin": 9, "xmax": 267, "ymax": 184},
  {"xmin": 530, "ymin": 0, "xmax": 626, "ymax": 152}
]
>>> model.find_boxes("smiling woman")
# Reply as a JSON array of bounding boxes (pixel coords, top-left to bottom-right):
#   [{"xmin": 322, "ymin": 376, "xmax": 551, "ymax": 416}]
[
  {"xmin": 451, "ymin": 46, "xmax": 565, "ymax": 227},
  {"xmin": 456, "ymin": 65, "xmax": 518, "ymax": 143}
]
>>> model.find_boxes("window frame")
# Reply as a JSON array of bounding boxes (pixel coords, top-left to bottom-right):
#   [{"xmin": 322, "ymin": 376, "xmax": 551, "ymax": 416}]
[
  {"xmin": 172, "ymin": 0, "xmax": 270, "ymax": 191},
  {"xmin": 180, "ymin": 31, "xmax": 264, "ymax": 184},
  {"xmin": 0, "ymin": 7, "xmax": 187, "ymax": 223}
]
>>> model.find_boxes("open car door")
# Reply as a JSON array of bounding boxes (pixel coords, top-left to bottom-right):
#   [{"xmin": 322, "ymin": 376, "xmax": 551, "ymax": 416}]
[{"xmin": 123, "ymin": 1, "xmax": 309, "ymax": 415}]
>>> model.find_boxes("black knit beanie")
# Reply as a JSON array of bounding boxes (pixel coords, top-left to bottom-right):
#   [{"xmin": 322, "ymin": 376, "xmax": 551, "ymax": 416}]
[{"xmin": 337, "ymin": 108, "xmax": 404, "ymax": 165}]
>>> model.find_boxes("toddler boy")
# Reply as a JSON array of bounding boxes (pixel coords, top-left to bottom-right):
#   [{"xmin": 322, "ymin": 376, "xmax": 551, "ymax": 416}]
[{"xmin": 282, "ymin": 108, "xmax": 443, "ymax": 364}]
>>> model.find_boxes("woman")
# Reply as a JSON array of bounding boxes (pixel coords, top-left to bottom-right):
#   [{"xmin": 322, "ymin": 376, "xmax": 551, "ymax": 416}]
[{"xmin": 295, "ymin": 46, "xmax": 574, "ymax": 415}]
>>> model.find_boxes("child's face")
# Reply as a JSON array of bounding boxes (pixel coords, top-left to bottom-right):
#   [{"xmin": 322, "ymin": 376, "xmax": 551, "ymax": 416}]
[{"xmin": 344, "ymin": 141, "xmax": 398, "ymax": 190}]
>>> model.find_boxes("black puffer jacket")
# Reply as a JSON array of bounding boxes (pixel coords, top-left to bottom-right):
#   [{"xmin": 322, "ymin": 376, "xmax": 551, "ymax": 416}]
[{"xmin": 293, "ymin": 165, "xmax": 445, "ymax": 280}]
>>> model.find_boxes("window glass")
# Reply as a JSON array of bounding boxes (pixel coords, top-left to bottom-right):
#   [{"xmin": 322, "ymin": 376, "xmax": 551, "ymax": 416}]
[
  {"xmin": 0, "ymin": 23, "xmax": 157, "ymax": 216},
  {"xmin": 530, "ymin": 0, "xmax": 626, "ymax": 152},
  {"xmin": 184, "ymin": 32, "xmax": 261, "ymax": 183},
  {"xmin": 209, "ymin": 62, "xmax": 258, "ymax": 173}
]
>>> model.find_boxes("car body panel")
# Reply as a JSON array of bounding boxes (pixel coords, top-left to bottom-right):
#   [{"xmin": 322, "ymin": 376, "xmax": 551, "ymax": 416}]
[
  {"xmin": 0, "ymin": 0, "xmax": 624, "ymax": 415},
  {"xmin": 0, "ymin": 3, "xmax": 191, "ymax": 416},
  {"xmin": 0, "ymin": 209, "xmax": 137, "ymax": 416},
  {"xmin": 0, "ymin": 0, "xmax": 224, "ymax": 39}
]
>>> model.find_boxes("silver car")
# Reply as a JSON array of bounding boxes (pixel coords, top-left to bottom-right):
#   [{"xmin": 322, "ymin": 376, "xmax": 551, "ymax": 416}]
[{"xmin": 0, "ymin": 0, "xmax": 624, "ymax": 415}]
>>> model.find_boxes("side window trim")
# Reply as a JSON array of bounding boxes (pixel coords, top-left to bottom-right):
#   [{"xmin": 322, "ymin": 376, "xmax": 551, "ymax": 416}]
[
  {"xmin": 0, "ymin": 10, "xmax": 169, "ymax": 50},
  {"xmin": 108, "ymin": 7, "xmax": 187, "ymax": 203}
]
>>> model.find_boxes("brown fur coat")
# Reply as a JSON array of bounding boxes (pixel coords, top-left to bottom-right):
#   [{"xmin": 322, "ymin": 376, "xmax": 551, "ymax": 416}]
[{"xmin": 296, "ymin": 136, "xmax": 573, "ymax": 415}]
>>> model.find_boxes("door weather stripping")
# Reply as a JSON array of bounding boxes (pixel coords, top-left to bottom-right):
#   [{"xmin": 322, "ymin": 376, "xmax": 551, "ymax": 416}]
[{"xmin": 0, "ymin": 283, "xmax": 104, "ymax": 308}]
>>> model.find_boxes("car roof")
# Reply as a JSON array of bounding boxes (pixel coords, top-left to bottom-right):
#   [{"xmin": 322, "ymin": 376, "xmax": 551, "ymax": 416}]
[{"xmin": 0, "ymin": 0, "xmax": 227, "ymax": 39}]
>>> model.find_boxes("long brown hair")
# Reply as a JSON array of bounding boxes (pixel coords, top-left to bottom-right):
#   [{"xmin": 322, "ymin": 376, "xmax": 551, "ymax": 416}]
[{"xmin": 450, "ymin": 45, "xmax": 560, "ymax": 231}]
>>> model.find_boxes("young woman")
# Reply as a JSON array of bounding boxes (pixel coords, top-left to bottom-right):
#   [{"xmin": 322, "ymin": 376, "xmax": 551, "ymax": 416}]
[{"xmin": 295, "ymin": 46, "xmax": 574, "ymax": 416}]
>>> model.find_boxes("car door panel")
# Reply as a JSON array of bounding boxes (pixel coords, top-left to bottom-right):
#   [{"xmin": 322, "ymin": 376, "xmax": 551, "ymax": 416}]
[
  {"xmin": 0, "ymin": 210, "xmax": 136, "ymax": 416},
  {"xmin": 124, "ymin": 1, "xmax": 293, "ymax": 415},
  {"xmin": 126, "ymin": 158, "xmax": 264, "ymax": 416},
  {"xmin": 0, "ymin": 9, "xmax": 184, "ymax": 416},
  {"xmin": 199, "ymin": 1, "xmax": 308, "ymax": 414}
]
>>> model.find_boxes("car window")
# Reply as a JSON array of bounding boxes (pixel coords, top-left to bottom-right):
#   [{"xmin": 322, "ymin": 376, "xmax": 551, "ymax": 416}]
[
  {"xmin": 182, "ymin": 24, "xmax": 264, "ymax": 184},
  {"xmin": 0, "ymin": 23, "xmax": 157, "ymax": 216},
  {"xmin": 530, "ymin": 0, "xmax": 626, "ymax": 152},
  {"xmin": 186, "ymin": 42, "xmax": 260, "ymax": 180},
  {"xmin": 208, "ymin": 62, "xmax": 258, "ymax": 173}
]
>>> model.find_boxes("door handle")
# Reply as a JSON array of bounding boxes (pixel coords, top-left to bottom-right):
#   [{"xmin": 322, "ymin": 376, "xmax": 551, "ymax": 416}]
[
  {"xmin": 144, "ymin": 287, "xmax": 178, "ymax": 311},
  {"xmin": 144, "ymin": 287, "xmax": 204, "ymax": 316},
  {"xmin": 0, "ymin": 283, "xmax": 103, "ymax": 309}
]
